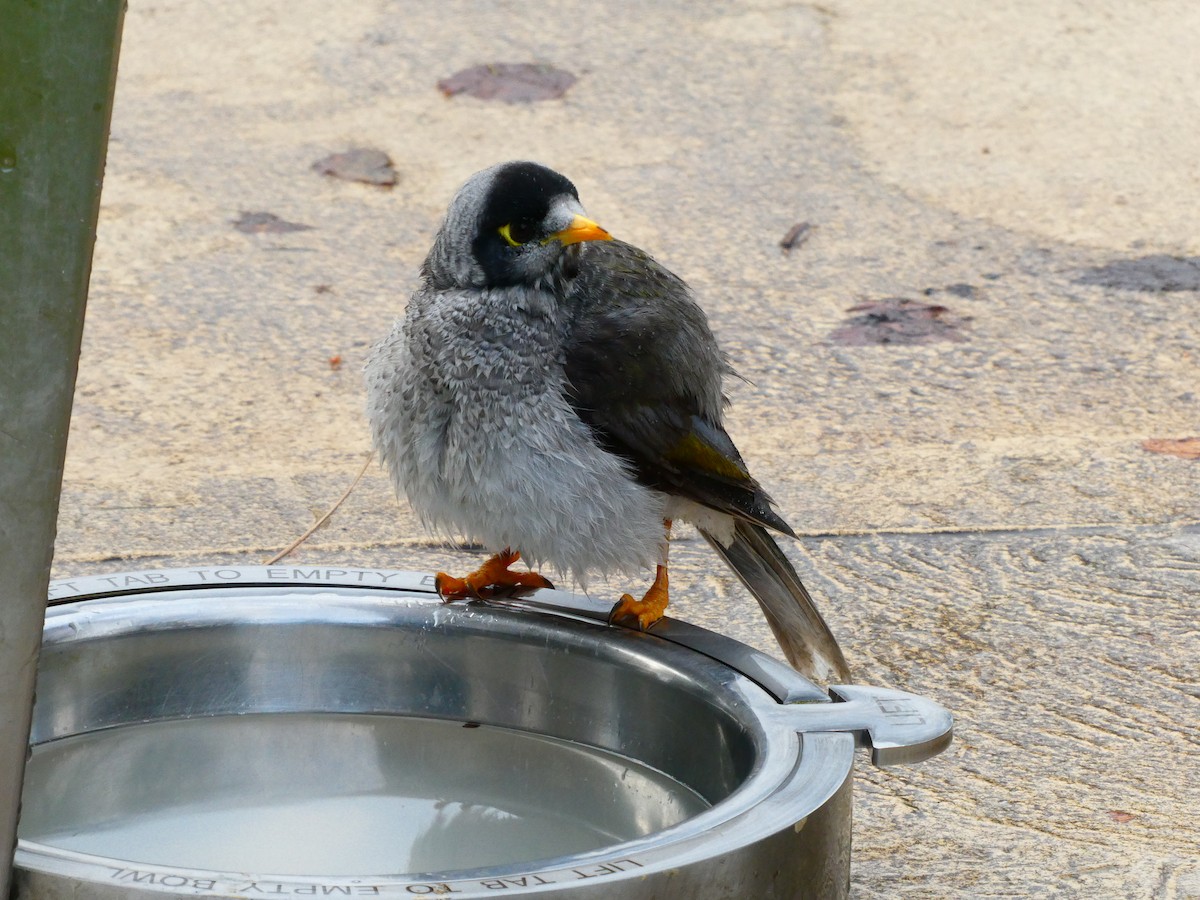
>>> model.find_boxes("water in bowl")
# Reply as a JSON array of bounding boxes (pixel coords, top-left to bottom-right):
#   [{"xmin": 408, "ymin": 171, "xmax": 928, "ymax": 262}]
[{"xmin": 20, "ymin": 713, "xmax": 710, "ymax": 876}]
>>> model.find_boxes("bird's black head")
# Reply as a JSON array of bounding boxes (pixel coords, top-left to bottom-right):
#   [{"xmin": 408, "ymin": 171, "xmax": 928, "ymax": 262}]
[{"xmin": 425, "ymin": 161, "xmax": 611, "ymax": 290}]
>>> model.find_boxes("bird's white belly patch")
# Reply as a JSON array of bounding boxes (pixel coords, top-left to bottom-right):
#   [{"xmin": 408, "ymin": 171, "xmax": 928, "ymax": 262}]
[{"xmin": 403, "ymin": 391, "xmax": 667, "ymax": 582}]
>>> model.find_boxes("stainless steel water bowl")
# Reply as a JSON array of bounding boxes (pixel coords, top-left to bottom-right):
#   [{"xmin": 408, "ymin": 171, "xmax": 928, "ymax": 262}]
[{"xmin": 16, "ymin": 567, "xmax": 951, "ymax": 899}]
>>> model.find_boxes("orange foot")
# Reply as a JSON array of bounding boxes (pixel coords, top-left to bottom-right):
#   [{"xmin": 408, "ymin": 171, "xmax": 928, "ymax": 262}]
[
  {"xmin": 609, "ymin": 565, "xmax": 669, "ymax": 631},
  {"xmin": 435, "ymin": 549, "xmax": 554, "ymax": 602}
]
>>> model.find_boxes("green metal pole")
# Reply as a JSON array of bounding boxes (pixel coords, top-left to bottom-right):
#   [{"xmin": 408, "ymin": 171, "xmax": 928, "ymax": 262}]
[{"xmin": 0, "ymin": 1, "xmax": 125, "ymax": 894}]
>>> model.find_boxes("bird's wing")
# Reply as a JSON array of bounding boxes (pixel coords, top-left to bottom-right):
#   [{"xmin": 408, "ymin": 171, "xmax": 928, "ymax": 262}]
[{"xmin": 562, "ymin": 241, "xmax": 794, "ymax": 537}]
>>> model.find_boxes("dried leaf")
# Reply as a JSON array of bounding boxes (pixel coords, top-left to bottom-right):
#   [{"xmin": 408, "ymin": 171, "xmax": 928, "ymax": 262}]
[
  {"xmin": 1141, "ymin": 437, "xmax": 1200, "ymax": 460},
  {"xmin": 829, "ymin": 298, "xmax": 971, "ymax": 346},
  {"xmin": 780, "ymin": 222, "xmax": 815, "ymax": 252},
  {"xmin": 233, "ymin": 211, "xmax": 313, "ymax": 234},
  {"xmin": 313, "ymin": 148, "xmax": 397, "ymax": 187},
  {"xmin": 437, "ymin": 63, "xmax": 577, "ymax": 103}
]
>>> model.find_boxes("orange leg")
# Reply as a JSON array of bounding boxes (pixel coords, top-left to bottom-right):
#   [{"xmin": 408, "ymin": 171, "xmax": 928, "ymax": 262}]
[
  {"xmin": 609, "ymin": 519, "xmax": 673, "ymax": 631},
  {"xmin": 609, "ymin": 564, "xmax": 669, "ymax": 630},
  {"xmin": 435, "ymin": 548, "xmax": 553, "ymax": 602}
]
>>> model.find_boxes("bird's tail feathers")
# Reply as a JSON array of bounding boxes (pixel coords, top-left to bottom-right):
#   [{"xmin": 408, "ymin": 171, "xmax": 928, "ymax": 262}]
[{"xmin": 700, "ymin": 519, "xmax": 851, "ymax": 683}]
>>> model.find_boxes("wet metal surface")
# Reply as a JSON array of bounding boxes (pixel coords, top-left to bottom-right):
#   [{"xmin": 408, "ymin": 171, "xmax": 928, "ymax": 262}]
[{"xmin": 18, "ymin": 573, "xmax": 949, "ymax": 896}]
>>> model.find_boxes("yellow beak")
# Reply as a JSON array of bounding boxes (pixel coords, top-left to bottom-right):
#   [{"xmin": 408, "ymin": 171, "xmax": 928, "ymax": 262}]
[{"xmin": 551, "ymin": 215, "xmax": 612, "ymax": 246}]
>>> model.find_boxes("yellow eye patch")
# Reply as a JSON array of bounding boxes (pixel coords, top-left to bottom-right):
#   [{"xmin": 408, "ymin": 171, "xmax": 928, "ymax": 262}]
[
  {"xmin": 498, "ymin": 223, "xmax": 522, "ymax": 247},
  {"xmin": 498, "ymin": 220, "xmax": 543, "ymax": 247}
]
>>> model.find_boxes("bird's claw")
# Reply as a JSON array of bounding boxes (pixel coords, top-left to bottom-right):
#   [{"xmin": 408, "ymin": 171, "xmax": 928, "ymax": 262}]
[
  {"xmin": 608, "ymin": 594, "xmax": 663, "ymax": 630},
  {"xmin": 435, "ymin": 550, "xmax": 553, "ymax": 603},
  {"xmin": 609, "ymin": 564, "xmax": 670, "ymax": 630}
]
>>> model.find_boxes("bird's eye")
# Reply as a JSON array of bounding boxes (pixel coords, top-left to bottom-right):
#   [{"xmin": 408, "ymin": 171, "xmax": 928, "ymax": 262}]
[{"xmin": 498, "ymin": 220, "xmax": 539, "ymax": 247}]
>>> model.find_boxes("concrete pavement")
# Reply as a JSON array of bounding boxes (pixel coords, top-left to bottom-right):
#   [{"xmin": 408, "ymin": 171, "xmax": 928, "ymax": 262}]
[{"xmin": 51, "ymin": 1, "xmax": 1199, "ymax": 896}]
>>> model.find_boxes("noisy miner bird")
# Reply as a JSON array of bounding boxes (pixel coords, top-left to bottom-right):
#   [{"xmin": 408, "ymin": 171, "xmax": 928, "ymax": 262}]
[{"xmin": 366, "ymin": 161, "xmax": 850, "ymax": 683}]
